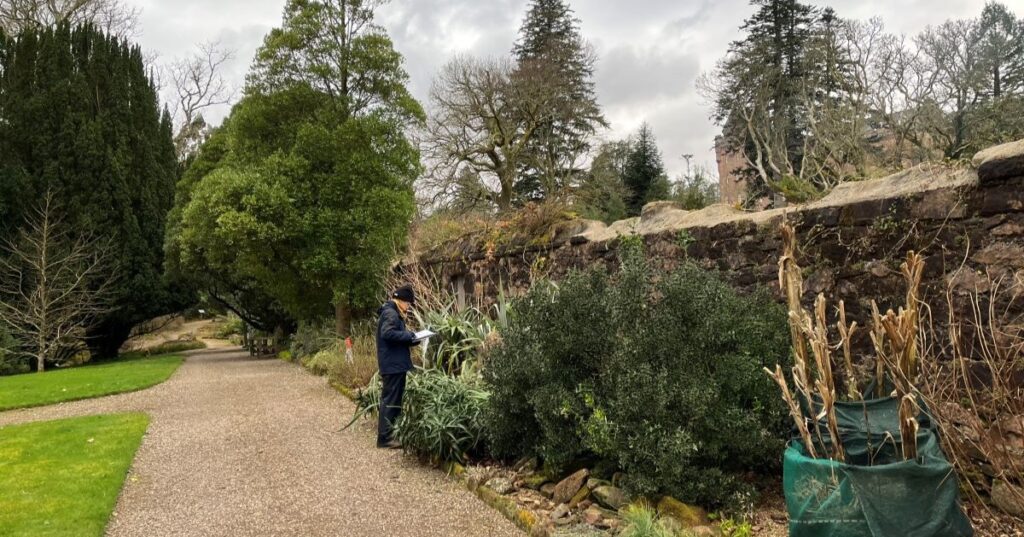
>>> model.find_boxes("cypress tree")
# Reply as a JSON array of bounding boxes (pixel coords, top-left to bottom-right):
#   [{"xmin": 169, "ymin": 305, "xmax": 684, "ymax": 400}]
[{"xmin": 0, "ymin": 24, "xmax": 182, "ymax": 357}]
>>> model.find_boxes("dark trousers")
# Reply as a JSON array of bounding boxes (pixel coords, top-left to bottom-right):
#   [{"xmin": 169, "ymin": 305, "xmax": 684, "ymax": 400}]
[{"xmin": 377, "ymin": 372, "xmax": 407, "ymax": 446}]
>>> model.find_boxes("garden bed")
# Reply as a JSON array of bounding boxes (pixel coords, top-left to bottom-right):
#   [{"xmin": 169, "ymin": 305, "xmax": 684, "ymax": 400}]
[{"xmin": 450, "ymin": 460, "xmax": 790, "ymax": 537}]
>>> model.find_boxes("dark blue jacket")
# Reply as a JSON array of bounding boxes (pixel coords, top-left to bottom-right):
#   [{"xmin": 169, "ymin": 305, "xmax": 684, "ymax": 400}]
[{"xmin": 376, "ymin": 301, "xmax": 416, "ymax": 375}]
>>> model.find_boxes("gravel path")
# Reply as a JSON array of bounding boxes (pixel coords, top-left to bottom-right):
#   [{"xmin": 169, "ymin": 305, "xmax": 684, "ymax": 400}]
[{"xmin": 0, "ymin": 348, "xmax": 522, "ymax": 537}]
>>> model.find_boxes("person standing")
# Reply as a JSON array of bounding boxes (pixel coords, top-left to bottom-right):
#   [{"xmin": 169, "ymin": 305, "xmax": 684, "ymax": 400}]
[{"xmin": 375, "ymin": 284, "xmax": 418, "ymax": 449}]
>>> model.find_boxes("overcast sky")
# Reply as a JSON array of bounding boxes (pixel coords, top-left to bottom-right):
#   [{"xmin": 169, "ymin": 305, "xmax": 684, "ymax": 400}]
[{"xmin": 126, "ymin": 0, "xmax": 996, "ymax": 177}]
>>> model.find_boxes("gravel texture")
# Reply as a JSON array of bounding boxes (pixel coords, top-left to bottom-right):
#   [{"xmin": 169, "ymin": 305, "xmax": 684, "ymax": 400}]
[{"xmin": 0, "ymin": 348, "xmax": 522, "ymax": 537}]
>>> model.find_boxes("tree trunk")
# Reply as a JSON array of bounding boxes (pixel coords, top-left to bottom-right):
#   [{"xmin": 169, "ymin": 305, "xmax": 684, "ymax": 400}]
[{"xmin": 335, "ymin": 300, "xmax": 352, "ymax": 339}]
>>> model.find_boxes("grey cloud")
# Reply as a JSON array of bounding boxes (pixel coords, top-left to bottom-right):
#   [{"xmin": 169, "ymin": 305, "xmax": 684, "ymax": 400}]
[
  {"xmin": 596, "ymin": 45, "xmax": 701, "ymax": 107},
  {"xmin": 123, "ymin": 0, "xmax": 993, "ymax": 177}
]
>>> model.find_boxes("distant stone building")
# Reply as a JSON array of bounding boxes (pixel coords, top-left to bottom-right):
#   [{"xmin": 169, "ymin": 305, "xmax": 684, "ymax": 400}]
[{"xmin": 714, "ymin": 136, "xmax": 749, "ymax": 206}]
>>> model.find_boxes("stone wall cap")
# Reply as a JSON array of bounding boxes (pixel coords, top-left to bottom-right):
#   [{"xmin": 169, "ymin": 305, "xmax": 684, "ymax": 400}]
[{"xmin": 972, "ymin": 138, "xmax": 1024, "ymax": 183}]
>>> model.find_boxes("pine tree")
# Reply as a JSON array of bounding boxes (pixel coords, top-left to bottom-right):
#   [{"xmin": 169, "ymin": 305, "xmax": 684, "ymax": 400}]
[
  {"xmin": 622, "ymin": 123, "xmax": 668, "ymax": 216},
  {"xmin": 513, "ymin": 0, "xmax": 606, "ymax": 201},
  {"xmin": 976, "ymin": 2, "xmax": 1023, "ymax": 97},
  {"xmin": 0, "ymin": 24, "xmax": 182, "ymax": 357},
  {"xmin": 710, "ymin": 0, "xmax": 828, "ymax": 199}
]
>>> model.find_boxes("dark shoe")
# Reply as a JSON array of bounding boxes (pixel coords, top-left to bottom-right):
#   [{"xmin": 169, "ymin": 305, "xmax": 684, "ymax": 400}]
[{"xmin": 377, "ymin": 439, "xmax": 402, "ymax": 449}]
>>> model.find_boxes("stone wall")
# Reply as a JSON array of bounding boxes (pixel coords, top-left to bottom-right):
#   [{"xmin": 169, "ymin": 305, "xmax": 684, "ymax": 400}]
[{"xmin": 404, "ymin": 140, "xmax": 1024, "ymax": 360}]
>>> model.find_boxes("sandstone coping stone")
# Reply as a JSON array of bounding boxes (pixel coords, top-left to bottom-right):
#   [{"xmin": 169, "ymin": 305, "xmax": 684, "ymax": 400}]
[
  {"xmin": 972, "ymin": 138, "xmax": 1024, "ymax": 183},
  {"xmin": 569, "ymin": 165, "xmax": 978, "ymax": 247}
]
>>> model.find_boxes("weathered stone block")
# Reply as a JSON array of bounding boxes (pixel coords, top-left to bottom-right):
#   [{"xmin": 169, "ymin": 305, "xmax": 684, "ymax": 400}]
[
  {"xmin": 973, "ymin": 242, "xmax": 1024, "ymax": 269},
  {"xmin": 991, "ymin": 480, "xmax": 1024, "ymax": 518},
  {"xmin": 978, "ymin": 181, "xmax": 1024, "ymax": 215},
  {"xmin": 973, "ymin": 138, "xmax": 1024, "ymax": 184},
  {"xmin": 552, "ymin": 469, "xmax": 588, "ymax": 505},
  {"xmin": 591, "ymin": 485, "xmax": 628, "ymax": 511}
]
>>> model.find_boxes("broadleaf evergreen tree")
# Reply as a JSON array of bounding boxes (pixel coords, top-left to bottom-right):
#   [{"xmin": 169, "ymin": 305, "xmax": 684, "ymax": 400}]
[{"xmin": 167, "ymin": 0, "xmax": 422, "ymax": 336}]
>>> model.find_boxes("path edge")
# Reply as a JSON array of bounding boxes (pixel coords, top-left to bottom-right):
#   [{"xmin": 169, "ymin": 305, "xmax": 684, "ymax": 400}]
[{"xmin": 328, "ymin": 380, "xmax": 539, "ymax": 536}]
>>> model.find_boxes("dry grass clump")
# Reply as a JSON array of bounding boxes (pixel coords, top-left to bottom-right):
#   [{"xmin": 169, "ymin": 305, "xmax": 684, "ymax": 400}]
[
  {"xmin": 302, "ymin": 335, "xmax": 378, "ymax": 390},
  {"xmin": 407, "ymin": 201, "xmax": 576, "ymax": 260}
]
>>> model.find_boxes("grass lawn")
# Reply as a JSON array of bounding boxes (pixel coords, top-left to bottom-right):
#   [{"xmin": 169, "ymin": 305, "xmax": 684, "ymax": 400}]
[
  {"xmin": 0, "ymin": 355, "xmax": 184, "ymax": 412},
  {"xmin": 0, "ymin": 413, "xmax": 149, "ymax": 537}
]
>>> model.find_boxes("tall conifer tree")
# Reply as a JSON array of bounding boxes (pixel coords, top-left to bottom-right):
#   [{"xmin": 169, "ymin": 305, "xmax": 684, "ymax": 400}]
[
  {"xmin": 0, "ymin": 24, "xmax": 181, "ymax": 356},
  {"xmin": 513, "ymin": 0, "xmax": 606, "ymax": 201},
  {"xmin": 622, "ymin": 123, "xmax": 668, "ymax": 216}
]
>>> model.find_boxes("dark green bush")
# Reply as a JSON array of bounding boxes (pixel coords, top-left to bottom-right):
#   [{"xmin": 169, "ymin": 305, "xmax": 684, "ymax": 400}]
[
  {"xmin": 484, "ymin": 243, "xmax": 791, "ymax": 508},
  {"xmin": 484, "ymin": 270, "xmax": 616, "ymax": 471},
  {"xmin": 0, "ymin": 326, "xmax": 28, "ymax": 376}
]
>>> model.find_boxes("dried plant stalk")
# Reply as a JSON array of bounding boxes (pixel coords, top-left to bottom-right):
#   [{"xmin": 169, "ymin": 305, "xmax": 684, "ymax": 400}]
[
  {"xmin": 837, "ymin": 301, "xmax": 861, "ymax": 400},
  {"xmin": 779, "ymin": 224, "xmax": 811, "ymax": 383},
  {"xmin": 771, "ymin": 223, "xmax": 846, "ymax": 461},
  {"xmin": 870, "ymin": 301, "xmax": 888, "ymax": 398},
  {"xmin": 802, "ymin": 294, "xmax": 845, "ymax": 460},
  {"xmin": 765, "ymin": 364, "xmax": 817, "ymax": 458},
  {"xmin": 899, "ymin": 394, "xmax": 920, "ymax": 460},
  {"xmin": 872, "ymin": 252, "xmax": 925, "ymax": 399}
]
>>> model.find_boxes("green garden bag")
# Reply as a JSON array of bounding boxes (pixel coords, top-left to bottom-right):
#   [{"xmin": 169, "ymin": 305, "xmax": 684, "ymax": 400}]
[{"xmin": 783, "ymin": 397, "xmax": 974, "ymax": 537}]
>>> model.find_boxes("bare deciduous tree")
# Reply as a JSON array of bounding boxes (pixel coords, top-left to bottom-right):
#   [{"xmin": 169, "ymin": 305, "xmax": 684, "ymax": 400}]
[
  {"xmin": 0, "ymin": 0, "xmax": 139, "ymax": 37},
  {"xmin": 0, "ymin": 193, "xmax": 116, "ymax": 372},
  {"xmin": 422, "ymin": 55, "xmax": 562, "ymax": 210},
  {"xmin": 168, "ymin": 41, "xmax": 236, "ymax": 160}
]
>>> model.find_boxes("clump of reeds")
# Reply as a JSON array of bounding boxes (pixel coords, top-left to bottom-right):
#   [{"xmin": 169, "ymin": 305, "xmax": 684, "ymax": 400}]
[{"xmin": 766, "ymin": 223, "xmax": 925, "ymax": 462}]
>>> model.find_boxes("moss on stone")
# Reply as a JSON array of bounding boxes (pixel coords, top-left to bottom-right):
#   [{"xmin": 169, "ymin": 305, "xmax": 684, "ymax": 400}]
[{"xmin": 657, "ymin": 496, "xmax": 709, "ymax": 528}]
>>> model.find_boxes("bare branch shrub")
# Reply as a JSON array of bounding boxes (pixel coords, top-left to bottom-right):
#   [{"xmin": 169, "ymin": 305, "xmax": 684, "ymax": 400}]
[
  {"xmin": 918, "ymin": 273, "xmax": 1024, "ymax": 508},
  {"xmin": 168, "ymin": 41, "xmax": 236, "ymax": 160},
  {"xmin": 0, "ymin": 193, "xmax": 117, "ymax": 371},
  {"xmin": 0, "ymin": 0, "xmax": 139, "ymax": 37}
]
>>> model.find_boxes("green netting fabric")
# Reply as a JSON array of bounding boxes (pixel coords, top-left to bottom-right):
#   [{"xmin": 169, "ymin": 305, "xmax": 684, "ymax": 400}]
[{"xmin": 783, "ymin": 397, "xmax": 974, "ymax": 537}]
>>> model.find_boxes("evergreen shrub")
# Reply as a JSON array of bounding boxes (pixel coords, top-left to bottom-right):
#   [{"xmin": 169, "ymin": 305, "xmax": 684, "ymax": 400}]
[
  {"xmin": 0, "ymin": 326, "xmax": 27, "ymax": 376},
  {"xmin": 483, "ymin": 242, "xmax": 791, "ymax": 508}
]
